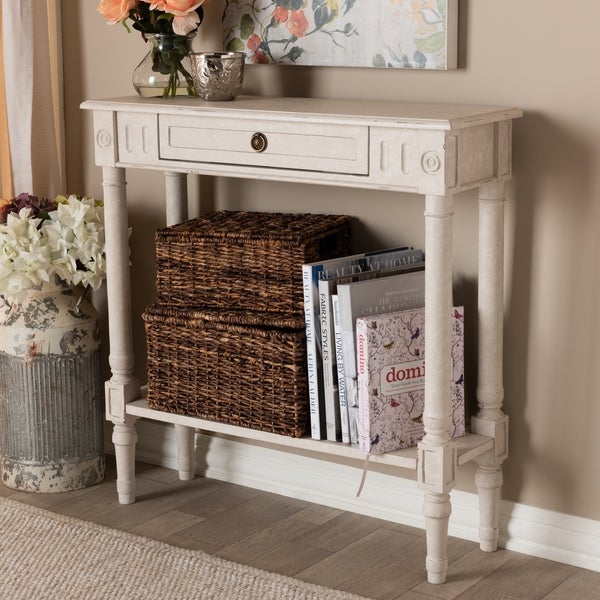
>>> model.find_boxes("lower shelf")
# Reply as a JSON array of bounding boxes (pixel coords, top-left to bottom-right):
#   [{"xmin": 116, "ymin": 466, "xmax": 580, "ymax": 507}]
[{"xmin": 125, "ymin": 399, "xmax": 494, "ymax": 471}]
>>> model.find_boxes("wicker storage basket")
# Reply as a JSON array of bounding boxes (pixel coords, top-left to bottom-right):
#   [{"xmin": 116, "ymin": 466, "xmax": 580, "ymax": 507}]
[
  {"xmin": 143, "ymin": 304, "xmax": 309, "ymax": 437},
  {"xmin": 155, "ymin": 211, "xmax": 352, "ymax": 314}
]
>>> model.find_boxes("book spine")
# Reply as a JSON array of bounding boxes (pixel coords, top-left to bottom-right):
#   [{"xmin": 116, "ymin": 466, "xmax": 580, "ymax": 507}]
[
  {"xmin": 338, "ymin": 285, "xmax": 360, "ymax": 444},
  {"xmin": 319, "ymin": 278, "xmax": 341, "ymax": 442},
  {"xmin": 356, "ymin": 318, "xmax": 371, "ymax": 454},
  {"xmin": 302, "ymin": 264, "xmax": 324, "ymax": 440},
  {"xmin": 332, "ymin": 294, "xmax": 350, "ymax": 444}
]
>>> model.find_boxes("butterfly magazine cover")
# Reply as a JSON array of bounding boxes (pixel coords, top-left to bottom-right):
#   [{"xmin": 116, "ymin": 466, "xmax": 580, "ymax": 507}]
[{"xmin": 356, "ymin": 306, "xmax": 466, "ymax": 455}]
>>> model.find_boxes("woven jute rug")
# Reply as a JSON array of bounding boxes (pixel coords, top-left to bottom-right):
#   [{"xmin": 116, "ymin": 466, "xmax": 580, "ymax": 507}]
[{"xmin": 0, "ymin": 497, "xmax": 372, "ymax": 600}]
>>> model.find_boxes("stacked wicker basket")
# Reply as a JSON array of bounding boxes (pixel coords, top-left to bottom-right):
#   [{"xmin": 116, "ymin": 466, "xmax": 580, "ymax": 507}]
[{"xmin": 143, "ymin": 210, "xmax": 352, "ymax": 438}]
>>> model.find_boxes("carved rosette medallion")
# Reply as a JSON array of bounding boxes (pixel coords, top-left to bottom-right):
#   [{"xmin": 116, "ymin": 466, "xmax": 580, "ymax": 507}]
[
  {"xmin": 421, "ymin": 150, "xmax": 442, "ymax": 174},
  {"xmin": 96, "ymin": 129, "xmax": 112, "ymax": 150}
]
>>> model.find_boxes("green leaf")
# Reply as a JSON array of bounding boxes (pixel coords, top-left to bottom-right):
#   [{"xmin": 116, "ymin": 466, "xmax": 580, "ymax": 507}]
[
  {"xmin": 372, "ymin": 53, "xmax": 386, "ymax": 68},
  {"xmin": 415, "ymin": 31, "xmax": 446, "ymax": 54},
  {"xmin": 286, "ymin": 46, "xmax": 304, "ymax": 62},
  {"xmin": 436, "ymin": 0, "xmax": 447, "ymax": 21},
  {"xmin": 314, "ymin": 6, "xmax": 332, "ymax": 29},
  {"xmin": 344, "ymin": 0, "xmax": 356, "ymax": 15},
  {"xmin": 226, "ymin": 38, "xmax": 245, "ymax": 52},
  {"xmin": 240, "ymin": 14, "xmax": 255, "ymax": 40}
]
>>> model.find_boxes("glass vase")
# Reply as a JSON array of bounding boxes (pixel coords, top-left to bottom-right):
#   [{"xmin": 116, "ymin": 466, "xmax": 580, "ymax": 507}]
[{"xmin": 132, "ymin": 32, "xmax": 197, "ymax": 98}]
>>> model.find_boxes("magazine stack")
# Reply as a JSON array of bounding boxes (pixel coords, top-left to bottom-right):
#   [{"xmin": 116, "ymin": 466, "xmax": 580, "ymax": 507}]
[{"xmin": 302, "ymin": 245, "xmax": 466, "ymax": 452}]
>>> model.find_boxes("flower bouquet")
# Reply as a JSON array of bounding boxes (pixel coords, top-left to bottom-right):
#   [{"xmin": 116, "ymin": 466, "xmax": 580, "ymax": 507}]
[
  {"xmin": 98, "ymin": 0, "xmax": 209, "ymax": 97},
  {"xmin": 0, "ymin": 193, "xmax": 106, "ymax": 304}
]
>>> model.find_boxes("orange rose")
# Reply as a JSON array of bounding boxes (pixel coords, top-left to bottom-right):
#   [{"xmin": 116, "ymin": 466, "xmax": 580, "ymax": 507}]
[
  {"xmin": 273, "ymin": 7, "xmax": 289, "ymax": 24},
  {"xmin": 97, "ymin": 0, "xmax": 138, "ymax": 24},
  {"xmin": 247, "ymin": 34, "xmax": 262, "ymax": 52},
  {"xmin": 286, "ymin": 10, "xmax": 308, "ymax": 37},
  {"xmin": 253, "ymin": 49, "xmax": 269, "ymax": 64}
]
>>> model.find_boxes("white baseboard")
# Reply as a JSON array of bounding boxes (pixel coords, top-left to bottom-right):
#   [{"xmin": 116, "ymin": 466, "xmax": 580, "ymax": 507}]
[{"xmin": 105, "ymin": 420, "xmax": 600, "ymax": 573}]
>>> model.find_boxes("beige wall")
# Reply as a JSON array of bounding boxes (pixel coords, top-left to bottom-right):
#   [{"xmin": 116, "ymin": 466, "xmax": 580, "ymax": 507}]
[{"xmin": 63, "ymin": 1, "xmax": 600, "ymax": 522}]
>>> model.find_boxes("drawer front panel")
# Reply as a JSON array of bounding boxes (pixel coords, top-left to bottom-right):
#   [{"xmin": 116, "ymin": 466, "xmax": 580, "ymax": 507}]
[{"xmin": 159, "ymin": 114, "xmax": 369, "ymax": 175}]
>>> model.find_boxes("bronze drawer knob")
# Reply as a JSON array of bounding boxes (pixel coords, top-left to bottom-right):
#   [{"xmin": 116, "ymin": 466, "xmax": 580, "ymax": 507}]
[{"xmin": 250, "ymin": 132, "xmax": 268, "ymax": 152}]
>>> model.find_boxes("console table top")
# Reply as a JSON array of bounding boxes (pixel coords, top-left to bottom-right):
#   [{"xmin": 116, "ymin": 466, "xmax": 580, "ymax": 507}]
[{"xmin": 81, "ymin": 95, "xmax": 522, "ymax": 130}]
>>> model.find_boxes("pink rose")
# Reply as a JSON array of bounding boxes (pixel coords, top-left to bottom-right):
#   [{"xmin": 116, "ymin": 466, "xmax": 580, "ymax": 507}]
[
  {"xmin": 172, "ymin": 12, "xmax": 200, "ymax": 35},
  {"xmin": 142, "ymin": 0, "xmax": 207, "ymax": 34},
  {"xmin": 143, "ymin": 1, "xmax": 167, "ymax": 10},
  {"xmin": 97, "ymin": 0, "xmax": 138, "ymax": 24},
  {"xmin": 143, "ymin": 0, "xmax": 205, "ymax": 16}
]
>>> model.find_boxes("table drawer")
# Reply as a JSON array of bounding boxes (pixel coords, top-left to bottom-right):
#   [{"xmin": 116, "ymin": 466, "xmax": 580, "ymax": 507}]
[{"xmin": 158, "ymin": 114, "xmax": 369, "ymax": 175}]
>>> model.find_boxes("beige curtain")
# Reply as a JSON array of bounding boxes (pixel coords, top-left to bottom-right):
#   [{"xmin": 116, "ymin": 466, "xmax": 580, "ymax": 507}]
[{"xmin": 0, "ymin": 0, "xmax": 65, "ymax": 198}]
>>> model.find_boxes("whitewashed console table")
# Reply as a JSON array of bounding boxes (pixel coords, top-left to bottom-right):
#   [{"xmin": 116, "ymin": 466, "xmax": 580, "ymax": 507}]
[{"xmin": 81, "ymin": 95, "xmax": 521, "ymax": 584}]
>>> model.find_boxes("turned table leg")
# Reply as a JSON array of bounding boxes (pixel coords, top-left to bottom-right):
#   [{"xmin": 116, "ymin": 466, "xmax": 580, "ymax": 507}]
[
  {"xmin": 102, "ymin": 166, "xmax": 141, "ymax": 504},
  {"xmin": 165, "ymin": 171, "xmax": 188, "ymax": 224},
  {"xmin": 475, "ymin": 464, "xmax": 503, "ymax": 551},
  {"xmin": 164, "ymin": 171, "xmax": 196, "ymax": 481},
  {"xmin": 472, "ymin": 180, "xmax": 510, "ymax": 552},
  {"xmin": 423, "ymin": 492, "xmax": 452, "ymax": 583},
  {"xmin": 418, "ymin": 193, "xmax": 457, "ymax": 585},
  {"xmin": 112, "ymin": 419, "xmax": 139, "ymax": 505},
  {"xmin": 175, "ymin": 425, "xmax": 196, "ymax": 481}
]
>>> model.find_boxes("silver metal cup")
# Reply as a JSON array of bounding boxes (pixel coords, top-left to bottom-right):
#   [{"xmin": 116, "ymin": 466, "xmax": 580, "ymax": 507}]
[{"xmin": 190, "ymin": 52, "xmax": 245, "ymax": 101}]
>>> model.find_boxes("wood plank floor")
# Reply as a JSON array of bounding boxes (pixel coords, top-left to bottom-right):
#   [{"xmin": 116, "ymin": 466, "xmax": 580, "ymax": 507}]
[{"xmin": 2, "ymin": 457, "xmax": 600, "ymax": 600}]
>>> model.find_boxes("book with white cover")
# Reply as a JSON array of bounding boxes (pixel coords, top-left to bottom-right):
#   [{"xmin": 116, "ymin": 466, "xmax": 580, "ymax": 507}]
[
  {"xmin": 319, "ymin": 276, "xmax": 343, "ymax": 441},
  {"xmin": 356, "ymin": 306, "xmax": 466, "ymax": 455},
  {"xmin": 302, "ymin": 246, "xmax": 415, "ymax": 440},
  {"xmin": 331, "ymin": 294, "xmax": 350, "ymax": 443},
  {"xmin": 302, "ymin": 266, "xmax": 323, "ymax": 439},
  {"xmin": 337, "ymin": 269, "xmax": 426, "ymax": 445}
]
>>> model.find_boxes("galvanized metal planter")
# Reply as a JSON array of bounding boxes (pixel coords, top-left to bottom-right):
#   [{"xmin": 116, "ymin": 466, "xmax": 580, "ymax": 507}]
[{"xmin": 0, "ymin": 278, "xmax": 105, "ymax": 493}]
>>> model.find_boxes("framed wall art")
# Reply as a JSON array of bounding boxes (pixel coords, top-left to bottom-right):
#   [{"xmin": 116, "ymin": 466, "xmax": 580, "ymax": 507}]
[{"xmin": 223, "ymin": 0, "xmax": 458, "ymax": 70}]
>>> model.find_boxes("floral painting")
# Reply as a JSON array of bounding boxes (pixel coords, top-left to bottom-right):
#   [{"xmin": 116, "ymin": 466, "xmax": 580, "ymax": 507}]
[{"xmin": 223, "ymin": 0, "xmax": 457, "ymax": 70}]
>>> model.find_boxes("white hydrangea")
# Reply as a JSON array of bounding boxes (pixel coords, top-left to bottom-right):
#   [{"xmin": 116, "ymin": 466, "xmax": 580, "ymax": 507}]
[{"xmin": 0, "ymin": 195, "xmax": 106, "ymax": 303}]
